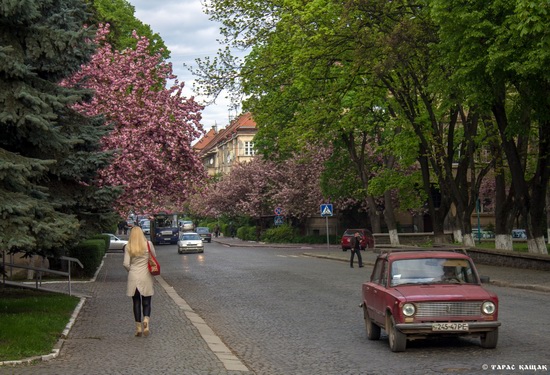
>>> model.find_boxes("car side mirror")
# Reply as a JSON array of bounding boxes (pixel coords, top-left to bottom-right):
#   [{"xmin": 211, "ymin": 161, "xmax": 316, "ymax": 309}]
[{"xmin": 479, "ymin": 275, "xmax": 490, "ymax": 283}]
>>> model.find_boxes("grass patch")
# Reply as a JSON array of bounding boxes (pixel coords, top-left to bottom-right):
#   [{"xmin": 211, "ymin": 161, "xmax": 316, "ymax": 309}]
[
  {"xmin": 0, "ymin": 286, "xmax": 79, "ymax": 361},
  {"xmin": 473, "ymin": 241, "xmax": 549, "ymax": 253}
]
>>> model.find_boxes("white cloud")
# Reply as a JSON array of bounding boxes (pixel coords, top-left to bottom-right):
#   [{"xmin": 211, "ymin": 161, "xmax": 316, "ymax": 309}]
[{"xmin": 128, "ymin": 0, "xmax": 237, "ymax": 130}]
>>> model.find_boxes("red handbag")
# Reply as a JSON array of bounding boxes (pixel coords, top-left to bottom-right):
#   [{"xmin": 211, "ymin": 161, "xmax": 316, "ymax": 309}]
[{"xmin": 147, "ymin": 242, "xmax": 160, "ymax": 276}]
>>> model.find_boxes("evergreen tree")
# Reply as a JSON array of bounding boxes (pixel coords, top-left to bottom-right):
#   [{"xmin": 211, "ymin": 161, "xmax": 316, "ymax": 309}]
[{"xmin": 0, "ymin": 0, "xmax": 118, "ymax": 258}]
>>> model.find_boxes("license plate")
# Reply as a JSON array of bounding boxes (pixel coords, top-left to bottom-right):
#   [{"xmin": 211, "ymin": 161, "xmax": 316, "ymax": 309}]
[{"xmin": 432, "ymin": 323, "xmax": 469, "ymax": 331}]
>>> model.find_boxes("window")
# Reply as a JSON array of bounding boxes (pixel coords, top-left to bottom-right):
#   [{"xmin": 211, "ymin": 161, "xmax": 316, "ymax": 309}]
[{"xmin": 244, "ymin": 141, "xmax": 255, "ymax": 156}]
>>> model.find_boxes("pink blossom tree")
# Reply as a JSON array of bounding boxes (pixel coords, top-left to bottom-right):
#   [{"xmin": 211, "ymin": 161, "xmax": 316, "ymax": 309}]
[
  {"xmin": 270, "ymin": 145, "xmax": 331, "ymax": 222},
  {"xmin": 63, "ymin": 25, "xmax": 206, "ymax": 214},
  {"xmin": 189, "ymin": 145, "xmax": 330, "ymax": 226}
]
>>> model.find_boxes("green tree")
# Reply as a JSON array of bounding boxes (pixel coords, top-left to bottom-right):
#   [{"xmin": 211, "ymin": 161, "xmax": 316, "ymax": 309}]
[
  {"xmin": 87, "ymin": 0, "xmax": 170, "ymax": 59},
  {"xmin": 0, "ymin": 0, "xmax": 117, "ymax": 257},
  {"xmin": 431, "ymin": 0, "xmax": 550, "ymax": 253}
]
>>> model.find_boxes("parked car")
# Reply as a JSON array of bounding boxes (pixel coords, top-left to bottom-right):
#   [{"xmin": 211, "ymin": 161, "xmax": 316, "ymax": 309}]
[
  {"xmin": 103, "ymin": 233, "xmax": 128, "ymax": 251},
  {"xmin": 177, "ymin": 232, "xmax": 204, "ymax": 254},
  {"xmin": 472, "ymin": 228, "xmax": 495, "ymax": 239},
  {"xmin": 341, "ymin": 229, "xmax": 375, "ymax": 251},
  {"xmin": 512, "ymin": 229, "xmax": 527, "ymax": 239},
  {"xmin": 179, "ymin": 220, "xmax": 194, "ymax": 232},
  {"xmin": 195, "ymin": 227, "xmax": 212, "ymax": 243},
  {"xmin": 361, "ymin": 249, "xmax": 500, "ymax": 352}
]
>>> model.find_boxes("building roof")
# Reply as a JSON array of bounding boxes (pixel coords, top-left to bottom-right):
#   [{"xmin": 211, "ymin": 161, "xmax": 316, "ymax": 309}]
[
  {"xmin": 193, "ymin": 113, "xmax": 256, "ymax": 156},
  {"xmin": 193, "ymin": 128, "xmax": 217, "ymax": 152}
]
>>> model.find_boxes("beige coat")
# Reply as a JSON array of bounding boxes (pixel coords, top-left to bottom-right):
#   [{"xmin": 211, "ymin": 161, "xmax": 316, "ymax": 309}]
[{"xmin": 123, "ymin": 240, "xmax": 157, "ymax": 297}]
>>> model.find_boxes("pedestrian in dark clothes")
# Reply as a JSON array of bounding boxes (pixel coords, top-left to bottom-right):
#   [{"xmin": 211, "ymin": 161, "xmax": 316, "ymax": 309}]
[{"xmin": 350, "ymin": 232, "xmax": 363, "ymax": 268}]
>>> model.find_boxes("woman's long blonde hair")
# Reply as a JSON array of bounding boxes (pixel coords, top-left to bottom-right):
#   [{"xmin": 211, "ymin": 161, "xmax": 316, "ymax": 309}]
[{"xmin": 126, "ymin": 226, "xmax": 148, "ymax": 257}]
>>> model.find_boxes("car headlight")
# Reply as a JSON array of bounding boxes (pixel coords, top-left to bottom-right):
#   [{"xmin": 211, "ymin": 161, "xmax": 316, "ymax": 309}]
[
  {"xmin": 402, "ymin": 303, "xmax": 416, "ymax": 317},
  {"xmin": 482, "ymin": 301, "xmax": 496, "ymax": 315}
]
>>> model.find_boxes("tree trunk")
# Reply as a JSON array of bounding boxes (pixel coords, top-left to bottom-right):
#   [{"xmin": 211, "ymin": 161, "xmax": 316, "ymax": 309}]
[
  {"xmin": 383, "ymin": 190, "xmax": 400, "ymax": 245},
  {"xmin": 367, "ymin": 195, "xmax": 382, "ymax": 233}
]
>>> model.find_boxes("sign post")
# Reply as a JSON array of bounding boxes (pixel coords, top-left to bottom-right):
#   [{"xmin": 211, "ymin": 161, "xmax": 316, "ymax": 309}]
[
  {"xmin": 320, "ymin": 204, "xmax": 333, "ymax": 250},
  {"xmin": 274, "ymin": 207, "xmax": 284, "ymax": 226}
]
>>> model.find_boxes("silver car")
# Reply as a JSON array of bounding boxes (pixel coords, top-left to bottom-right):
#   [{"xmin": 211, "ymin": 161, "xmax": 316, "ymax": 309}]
[
  {"xmin": 103, "ymin": 233, "xmax": 128, "ymax": 251},
  {"xmin": 177, "ymin": 232, "xmax": 204, "ymax": 254},
  {"xmin": 179, "ymin": 220, "xmax": 194, "ymax": 232}
]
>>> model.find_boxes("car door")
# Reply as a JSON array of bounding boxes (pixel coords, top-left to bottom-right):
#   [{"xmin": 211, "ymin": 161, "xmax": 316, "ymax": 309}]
[{"xmin": 364, "ymin": 258, "xmax": 388, "ymax": 326}]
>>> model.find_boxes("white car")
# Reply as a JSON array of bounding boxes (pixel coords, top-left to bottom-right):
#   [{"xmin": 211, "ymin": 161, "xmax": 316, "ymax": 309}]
[
  {"xmin": 177, "ymin": 232, "xmax": 204, "ymax": 254},
  {"xmin": 179, "ymin": 220, "xmax": 194, "ymax": 232},
  {"xmin": 103, "ymin": 233, "xmax": 127, "ymax": 251}
]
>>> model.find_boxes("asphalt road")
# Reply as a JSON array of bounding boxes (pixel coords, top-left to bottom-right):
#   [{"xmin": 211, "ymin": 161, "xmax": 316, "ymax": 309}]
[{"xmin": 160, "ymin": 241, "xmax": 550, "ymax": 375}]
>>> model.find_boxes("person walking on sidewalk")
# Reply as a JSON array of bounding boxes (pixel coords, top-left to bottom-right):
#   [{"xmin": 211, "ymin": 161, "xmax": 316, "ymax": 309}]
[
  {"xmin": 123, "ymin": 226, "xmax": 156, "ymax": 337},
  {"xmin": 350, "ymin": 232, "xmax": 363, "ymax": 268}
]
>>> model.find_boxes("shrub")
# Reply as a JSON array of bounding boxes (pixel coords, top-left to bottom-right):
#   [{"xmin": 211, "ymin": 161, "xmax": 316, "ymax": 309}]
[
  {"xmin": 69, "ymin": 239, "xmax": 105, "ymax": 278},
  {"xmin": 262, "ymin": 225, "xmax": 296, "ymax": 243},
  {"xmin": 294, "ymin": 234, "xmax": 340, "ymax": 245},
  {"xmin": 236, "ymin": 226, "xmax": 256, "ymax": 241},
  {"xmin": 89, "ymin": 234, "xmax": 110, "ymax": 255}
]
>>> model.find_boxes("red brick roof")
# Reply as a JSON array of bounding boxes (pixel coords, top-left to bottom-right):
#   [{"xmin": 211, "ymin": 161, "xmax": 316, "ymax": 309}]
[{"xmin": 193, "ymin": 113, "xmax": 256, "ymax": 156}]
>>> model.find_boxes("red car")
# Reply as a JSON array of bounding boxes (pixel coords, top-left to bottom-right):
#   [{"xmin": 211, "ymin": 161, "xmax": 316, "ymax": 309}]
[
  {"xmin": 341, "ymin": 229, "xmax": 375, "ymax": 251},
  {"xmin": 361, "ymin": 249, "xmax": 500, "ymax": 352}
]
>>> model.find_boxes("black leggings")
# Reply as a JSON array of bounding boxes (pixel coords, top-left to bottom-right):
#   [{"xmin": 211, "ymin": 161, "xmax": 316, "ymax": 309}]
[{"xmin": 132, "ymin": 289, "xmax": 151, "ymax": 322}]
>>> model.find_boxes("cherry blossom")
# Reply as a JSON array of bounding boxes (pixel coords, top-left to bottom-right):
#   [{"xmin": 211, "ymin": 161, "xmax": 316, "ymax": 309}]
[{"xmin": 63, "ymin": 25, "xmax": 206, "ymax": 214}]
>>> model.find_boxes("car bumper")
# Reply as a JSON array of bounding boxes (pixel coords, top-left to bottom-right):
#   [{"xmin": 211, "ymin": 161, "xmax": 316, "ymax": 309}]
[
  {"xmin": 178, "ymin": 246, "xmax": 204, "ymax": 253},
  {"xmin": 396, "ymin": 321, "xmax": 501, "ymax": 334}
]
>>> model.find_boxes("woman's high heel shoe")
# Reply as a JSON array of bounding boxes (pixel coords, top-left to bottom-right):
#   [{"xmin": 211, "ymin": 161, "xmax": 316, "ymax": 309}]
[
  {"xmin": 135, "ymin": 322, "xmax": 142, "ymax": 337},
  {"xmin": 143, "ymin": 316, "xmax": 150, "ymax": 337}
]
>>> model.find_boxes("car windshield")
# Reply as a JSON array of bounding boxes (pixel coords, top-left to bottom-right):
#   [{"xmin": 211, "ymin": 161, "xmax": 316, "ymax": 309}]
[
  {"xmin": 390, "ymin": 258, "xmax": 479, "ymax": 286},
  {"xmin": 181, "ymin": 234, "xmax": 201, "ymax": 241}
]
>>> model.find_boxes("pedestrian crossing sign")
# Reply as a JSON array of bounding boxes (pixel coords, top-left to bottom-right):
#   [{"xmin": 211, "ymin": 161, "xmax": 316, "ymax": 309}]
[{"xmin": 320, "ymin": 204, "xmax": 333, "ymax": 217}]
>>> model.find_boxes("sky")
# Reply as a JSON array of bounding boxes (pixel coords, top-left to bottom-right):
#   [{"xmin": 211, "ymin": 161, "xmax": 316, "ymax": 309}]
[{"xmin": 128, "ymin": 0, "xmax": 239, "ymax": 131}]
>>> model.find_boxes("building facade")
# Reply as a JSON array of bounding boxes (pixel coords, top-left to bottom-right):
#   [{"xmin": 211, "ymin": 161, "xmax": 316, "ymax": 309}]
[{"xmin": 193, "ymin": 113, "xmax": 257, "ymax": 176}]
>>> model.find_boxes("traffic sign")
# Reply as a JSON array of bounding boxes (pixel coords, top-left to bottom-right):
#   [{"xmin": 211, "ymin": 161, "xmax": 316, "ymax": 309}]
[
  {"xmin": 320, "ymin": 204, "xmax": 333, "ymax": 217},
  {"xmin": 274, "ymin": 207, "xmax": 283, "ymax": 216},
  {"xmin": 274, "ymin": 216, "xmax": 284, "ymax": 225}
]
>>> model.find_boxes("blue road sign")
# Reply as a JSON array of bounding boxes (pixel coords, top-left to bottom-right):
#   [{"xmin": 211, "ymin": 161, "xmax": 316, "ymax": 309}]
[
  {"xmin": 320, "ymin": 204, "xmax": 333, "ymax": 217},
  {"xmin": 274, "ymin": 216, "xmax": 284, "ymax": 225},
  {"xmin": 274, "ymin": 207, "xmax": 283, "ymax": 216}
]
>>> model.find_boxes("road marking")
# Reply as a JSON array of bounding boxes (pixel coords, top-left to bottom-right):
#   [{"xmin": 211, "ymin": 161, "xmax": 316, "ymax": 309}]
[{"xmin": 155, "ymin": 276, "xmax": 249, "ymax": 372}]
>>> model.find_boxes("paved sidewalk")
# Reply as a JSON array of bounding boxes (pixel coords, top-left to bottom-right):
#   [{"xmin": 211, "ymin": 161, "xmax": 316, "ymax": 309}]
[{"xmin": 1, "ymin": 253, "xmax": 249, "ymax": 375}]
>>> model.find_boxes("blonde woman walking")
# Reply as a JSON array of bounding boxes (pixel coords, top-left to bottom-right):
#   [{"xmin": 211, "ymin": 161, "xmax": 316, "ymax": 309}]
[{"xmin": 123, "ymin": 226, "xmax": 157, "ymax": 337}]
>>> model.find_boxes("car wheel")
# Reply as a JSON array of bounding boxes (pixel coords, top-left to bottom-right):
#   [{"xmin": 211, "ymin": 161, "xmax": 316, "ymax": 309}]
[
  {"xmin": 480, "ymin": 328, "xmax": 498, "ymax": 349},
  {"xmin": 178, "ymin": 249, "xmax": 182, "ymax": 254},
  {"xmin": 387, "ymin": 315, "xmax": 406, "ymax": 352},
  {"xmin": 364, "ymin": 305, "xmax": 381, "ymax": 340}
]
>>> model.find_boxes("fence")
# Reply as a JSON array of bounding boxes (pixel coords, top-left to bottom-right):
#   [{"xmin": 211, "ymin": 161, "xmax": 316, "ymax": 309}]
[{"xmin": 1, "ymin": 252, "xmax": 83, "ymax": 296}]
